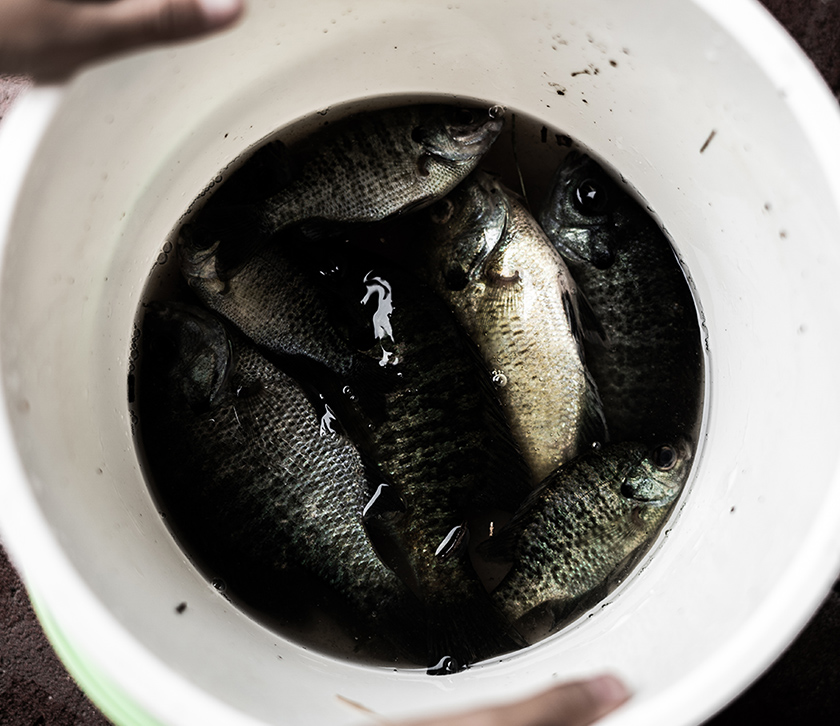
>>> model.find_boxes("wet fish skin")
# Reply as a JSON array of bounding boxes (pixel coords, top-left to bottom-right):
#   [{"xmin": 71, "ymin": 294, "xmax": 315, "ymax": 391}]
[
  {"xmin": 188, "ymin": 104, "xmax": 505, "ymax": 266},
  {"xmin": 325, "ymin": 250, "xmax": 532, "ymax": 672},
  {"xmin": 421, "ymin": 170, "xmax": 509, "ymax": 291},
  {"xmin": 179, "ymin": 238, "xmax": 361, "ymax": 380},
  {"xmin": 484, "ymin": 440, "xmax": 690, "ymax": 632},
  {"xmin": 422, "ymin": 171, "xmax": 607, "ymax": 484},
  {"xmin": 138, "ymin": 301, "xmax": 423, "ymax": 652},
  {"xmin": 538, "ymin": 151, "xmax": 703, "ymax": 445}
]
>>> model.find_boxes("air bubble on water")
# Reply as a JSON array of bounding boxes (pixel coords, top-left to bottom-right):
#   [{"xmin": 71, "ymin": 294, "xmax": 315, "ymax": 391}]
[
  {"xmin": 211, "ymin": 577, "xmax": 227, "ymax": 593},
  {"xmin": 491, "ymin": 370, "xmax": 508, "ymax": 388},
  {"xmin": 214, "ymin": 176, "xmax": 223, "ymax": 184}
]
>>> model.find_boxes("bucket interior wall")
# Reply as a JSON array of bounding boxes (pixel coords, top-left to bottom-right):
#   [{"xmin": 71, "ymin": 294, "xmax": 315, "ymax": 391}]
[{"xmin": 2, "ymin": 1, "xmax": 840, "ymax": 725}]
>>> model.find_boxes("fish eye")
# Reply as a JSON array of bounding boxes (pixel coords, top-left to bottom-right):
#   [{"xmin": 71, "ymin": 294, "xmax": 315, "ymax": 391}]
[
  {"xmin": 453, "ymin": 108, "xmax": 477, "ymax": 126},
  {"xmin": 651, "ymin": 444, "xmax": 678, "ymax": 471},
  {"xmin": 620, "ymin": 481, "xmax": 635, "ymax": 498},
  {"xmin": 573, "ymin": 178, "xmax": 609, "ymax": 215},
  {"xmin": 429, "ymin": 198, "xmax": 455, "ymax": 225},
  {"xmin": 410, "ymin": 126, "xmax": 427, "ymax": 144}
]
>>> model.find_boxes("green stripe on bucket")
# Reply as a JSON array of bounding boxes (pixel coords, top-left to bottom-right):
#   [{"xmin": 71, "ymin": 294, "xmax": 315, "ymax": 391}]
[{"xmin": 30, "ymin": 592, "xmax": 165, "ymax": 726}]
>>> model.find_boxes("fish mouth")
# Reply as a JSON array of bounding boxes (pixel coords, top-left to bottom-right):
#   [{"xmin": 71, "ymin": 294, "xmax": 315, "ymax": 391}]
[
  {"xmin": 143, "ymin": 301, "xmax": 234, "ymax": 408},
  {"xmin": 626, "ymin": 487, "xmax": 681, "ymax": 508},
  {"xmin": 179, "ymin": 237, "xmax": 224, "ymax": 286},
  {"xmin": 619, "ymin": 466, "xmax": 684, "ymax": 508},
  {"xmin": 442, "ymin": 108, "xmax": 506, "ymax": 161}
]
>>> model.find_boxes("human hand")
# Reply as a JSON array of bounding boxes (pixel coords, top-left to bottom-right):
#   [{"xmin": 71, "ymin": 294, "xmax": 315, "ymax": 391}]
[
  {"xmin": 0, "ymin": 0, "xmax": 244, "ymax": 81},
  {"xmin": 398, "ymin": 675, "xmax": 630, "ymax": 726}
]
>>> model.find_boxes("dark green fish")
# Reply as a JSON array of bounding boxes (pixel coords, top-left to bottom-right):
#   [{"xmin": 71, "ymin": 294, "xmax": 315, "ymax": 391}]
[
  {"xmin": 172, "ymin": 236, "xmax": 532, "ymax": 671},
  {"xmin": 420, "ymin": 172, "xmax": 607, "ymax": 484},
  {"xmin": 137, "ymin": 301, "xmax": 423, "ymax": 656},
  {"xmin": 311, "ymin": 249, "xmax": 533, "ymax": 674},
  {"xmin": 188, "ymin": 104, "xmax": 505, "ymax": 270},
  {"xmin": 179, "ymin": 239, "xmax": 360, "ymax": 379},
  {"xmin": 538, "ymin": 151, "xmax": 703, "ymax": 445},
  {"xmin": 482, "ymin": 440, "xmax": 690, "ymax": 638}
]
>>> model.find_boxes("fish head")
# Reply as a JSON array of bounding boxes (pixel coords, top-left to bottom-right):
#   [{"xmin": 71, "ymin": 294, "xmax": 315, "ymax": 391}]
[
  {"xmin": 538, "ymin": 151, "xmax": 621, "ymax": 270},
  {"xmin": 411, "ymin": 105, "xmax": 505, "ymax": 166},
  {"xmin": 142, "ymin": 301, "xmax": 233, "ymax": 412},
  {"xmin": 425, "ymin": 171, "xmax": 510, "ymax": 290},
  {"xmin": 178, "ymin": 224, "xmax": 229, "ymax": 295},
  {"xmin": 617, "ymin": 439, "xmax": 692, "ymax": 509},
  {"xmin": 179, "ymin": 204, "xmax": 269, "ymax": 287}
]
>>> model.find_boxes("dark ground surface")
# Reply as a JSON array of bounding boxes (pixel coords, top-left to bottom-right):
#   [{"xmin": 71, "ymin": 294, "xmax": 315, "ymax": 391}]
[{"xmin": 2, "ymin": 1, "xmax": 840, "ymax": 724}]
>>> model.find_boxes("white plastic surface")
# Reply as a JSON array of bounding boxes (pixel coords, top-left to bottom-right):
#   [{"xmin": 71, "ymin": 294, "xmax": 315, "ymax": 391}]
[{"xmin": 2, "ymin": 1, "xmax": 840, "ymax": 725}]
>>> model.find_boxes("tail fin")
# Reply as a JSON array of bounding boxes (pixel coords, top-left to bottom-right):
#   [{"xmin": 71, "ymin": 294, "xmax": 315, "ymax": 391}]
[{"xmin": 424, "ymin": 587, "xmax": 526, "ymax": 674}]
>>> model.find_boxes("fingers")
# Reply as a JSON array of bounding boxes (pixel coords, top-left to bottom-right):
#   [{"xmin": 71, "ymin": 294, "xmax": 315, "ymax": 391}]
[
  {"xmin": 399, "ymin": 675, "xmax": 630, "ymax": 726},
  {"xmin": 0, "ymin": 0, "xmax": 245, "ymax": 81},
  {"xmin": 74, "ymin": 0, "xmax": 245, "ymax": 47}
]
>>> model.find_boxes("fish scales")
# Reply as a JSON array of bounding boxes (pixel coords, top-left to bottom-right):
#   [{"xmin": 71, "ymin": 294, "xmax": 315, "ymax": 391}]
[
  {"xmin": 180, "ymin": 241, "xmax": 359, "ymax": 378},
  {"xmin": 180, "ymin": 228, "xmax": 531, "ymax": 671},
  {"xmin": 485, "ymin": 441, "xmax": 690, "ymax": 633},
  {"xmin": 264, "ymin": 112, "xmax": 447, "ymax": 226},
  {"xmin": 187, "ymin": 105, "xmax": 505, "ymax": 264},
  {"xmin": 139, "ymin": 302, "xmax": 422, "ymax": 654},
  {"xmin": 538, "ymin": 152, "xmax": 703, "ymax": 444},
  {"xmin": 340, "ymin": 256, "xmax": 532, "ymax": 672},
  {"xmin": 421, "ymin": 172, "xmax": 607, "ymax": 484}
]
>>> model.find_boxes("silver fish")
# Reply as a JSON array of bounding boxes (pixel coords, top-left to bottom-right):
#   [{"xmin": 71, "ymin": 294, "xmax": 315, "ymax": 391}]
[{"xmin": 421, "ymin": 171, "xmax": 607, "ymax": 484}]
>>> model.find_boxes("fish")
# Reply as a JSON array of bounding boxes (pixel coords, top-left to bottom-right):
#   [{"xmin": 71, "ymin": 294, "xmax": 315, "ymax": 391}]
[
  {"xmin": 481, "ymin": 440, "xmax": 690, "ymax": 637},
  {"xmin": 137, "ymin": 301, "xmax": 424, "ymax": 656},
  {"xmin": 538, "ymin": 151, "xmax": 704, "ymax": 445},
  {"xmin": 186, "ymin": 104, "xmax": 506, "ymax": 272},
  {"xmin": 175, "ymin": 232, "xmax": 532, "ymax": 671},
  {"xmin": 314, "ymin": 246, "xmax": 533, "ymax": 673},
  {"xmin": 355, "ymin": 259, "xmax": 535, "ymax": 671},
  {"xmin": 178, "ymin": 237, "xmax": 361, "ymax": 380},
  {"xmin": 419, "ymin": 171, "xmax": 608, "ymax": 484}
]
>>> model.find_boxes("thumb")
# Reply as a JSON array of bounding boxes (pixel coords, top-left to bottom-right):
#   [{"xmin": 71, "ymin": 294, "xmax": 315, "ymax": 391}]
[
  {"xmin": 399, "ymin": 674, "xmax": 631, "ymax": 726},
  {"xmin": 515, "ymin": 676, "xmax": 631, "ymax": 726},
  {"xmin": 1, "ymin": 0, "xmax": 244, "ymax": 81}
]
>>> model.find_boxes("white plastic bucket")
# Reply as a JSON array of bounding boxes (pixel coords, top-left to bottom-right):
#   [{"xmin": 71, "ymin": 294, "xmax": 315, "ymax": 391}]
[{"xmin": 2, "ymin": 1, "xmax": 840, "ymax": 724}]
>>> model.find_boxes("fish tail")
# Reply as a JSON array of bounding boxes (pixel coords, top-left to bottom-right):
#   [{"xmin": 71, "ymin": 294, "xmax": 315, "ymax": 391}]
[{"xmin": 424, "ymin": 591, "xmax": 525, "ymax": 674}]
